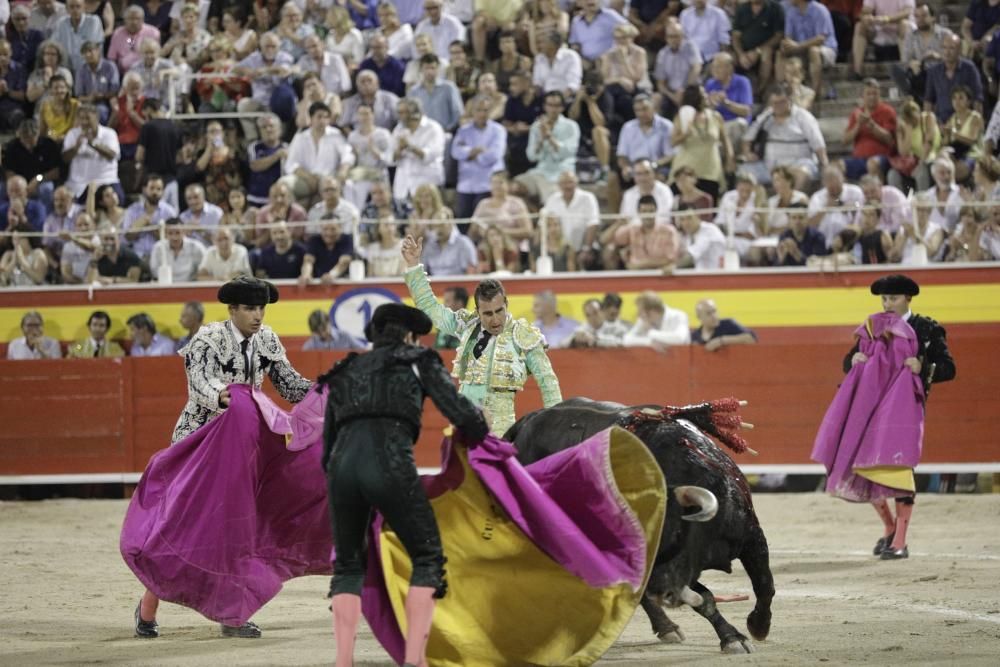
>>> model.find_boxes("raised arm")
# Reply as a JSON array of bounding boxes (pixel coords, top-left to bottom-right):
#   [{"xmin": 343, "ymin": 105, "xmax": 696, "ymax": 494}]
[{"xmin": 401, "ymin": 234, "xmax": 461, "ymax": 335}]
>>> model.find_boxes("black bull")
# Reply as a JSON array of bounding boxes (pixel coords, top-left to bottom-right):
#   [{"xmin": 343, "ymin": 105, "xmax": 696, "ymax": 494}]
[{"xmin": 504, "ymin": 398, "xmax": 775, "ymax": 653}]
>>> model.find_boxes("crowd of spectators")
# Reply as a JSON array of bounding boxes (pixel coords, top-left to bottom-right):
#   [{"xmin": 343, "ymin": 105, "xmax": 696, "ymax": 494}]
[
  {"xmin": 5, "ymin": 287, "xmax": 755, "ymax": 358},
  {"xmin": 1, "ymin": 0, "xmax": 999, "ymax": 291}
]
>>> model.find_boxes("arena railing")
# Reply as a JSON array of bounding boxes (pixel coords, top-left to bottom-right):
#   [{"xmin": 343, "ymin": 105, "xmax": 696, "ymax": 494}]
[{"xmin": 3, "ymin": 197, "xmax": 997, "ymax": 283}]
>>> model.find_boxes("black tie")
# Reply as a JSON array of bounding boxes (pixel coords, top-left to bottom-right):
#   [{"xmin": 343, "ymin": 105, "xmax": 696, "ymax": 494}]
[
  {"xmin": 240, "ymin": 339, "xmax": 251, "ymax": 380},
  {"xmin": 473, "ymin": 330, "xmax": 492, "ymax": 359},
  {"xmin": 93, "ymin": 342, "xmax": 101, "ymax": 358}
]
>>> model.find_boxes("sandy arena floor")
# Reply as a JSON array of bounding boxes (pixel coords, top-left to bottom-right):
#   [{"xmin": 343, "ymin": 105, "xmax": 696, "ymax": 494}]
[{"xmin": 1, "ymin": 493, "xmax": 998, "ymax": 666}]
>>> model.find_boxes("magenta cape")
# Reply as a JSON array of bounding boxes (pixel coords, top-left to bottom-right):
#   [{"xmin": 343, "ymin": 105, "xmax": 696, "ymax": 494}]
[
  {"xmin": 121, "ymin": 387, "xmax": 664, "ymax": 663},
  {"xmin": 811, "ymin": 312, "xmax": 926, "ymax": 502},
  {"xmin": 119, "ymin": 385, "xmax": 333, "ymax": 626}
]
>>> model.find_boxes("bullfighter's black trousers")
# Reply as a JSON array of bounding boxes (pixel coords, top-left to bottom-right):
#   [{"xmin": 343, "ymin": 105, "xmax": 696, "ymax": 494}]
[{"xmin": 327, "ymin": 419, "xmax": 446, "ymax": 598}]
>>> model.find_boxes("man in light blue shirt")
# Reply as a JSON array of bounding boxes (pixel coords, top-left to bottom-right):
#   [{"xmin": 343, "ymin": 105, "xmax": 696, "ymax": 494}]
[
  {"xmin": 569, "ymin": 0, "xmax": 627, "ymax": 62},
  {"xmin": 615, "ymin": 94, "xmax": 674, "ymax": 187},
  {"xmin": 514, "ymin": 91, "xmax": 580, "ymax": 205},
  {"xmin": 233, "ymin": 33, "xmax": 296, "ymax": 141},
  {"xmin": 122, "ymin": 174, "xmax": 179, "ymax": 260},
  {"xmin": 127, "ymin": 313, "xmax": 176, "ymax": 357},
  {"xmin": 422, "ymin": 221, "xmax": 478, "ymax": 276},
  {"xmin": 51, "ymin": 0, "xmax": 103, "ymax": 70},
  {"xmin": 409, "ymin": 54, "xmax": 463, "ymax": 132},
  {"xmin": 780, "ymin": 0, "xmax": 838, "ymax": 96},
  {"xmin": 75, "ymin": 41, "xmax": 119, "ymax": 125},
  {"xmin": 679, "ymin": 0, "xmax": 732, "ymax": 62},
  {"xmin": 452, "ymin": 96, "xmax": 507, "ymax": 220}
]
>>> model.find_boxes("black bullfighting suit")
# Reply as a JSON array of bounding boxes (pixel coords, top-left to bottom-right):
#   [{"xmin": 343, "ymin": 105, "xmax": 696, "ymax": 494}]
[{"xmin": 320, "ymin": 303, "xmax": 489, "ymax": 667}]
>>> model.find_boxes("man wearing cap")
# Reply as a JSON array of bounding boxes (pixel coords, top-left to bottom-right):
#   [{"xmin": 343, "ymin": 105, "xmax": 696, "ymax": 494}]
[
  {"xmin": 135, "ymin": 276, "xmax": 312, "ymax": 640},
  {"xmin": 401, "ymin": 234, "xmax": 563, "ymax": 435},
  {"xmin": 842, "ymin": 274, "xmax": 955, "ymax": 560},
  {"xmin": 319, "ymin": 302, "xmax": 489, "ymax": 667}
]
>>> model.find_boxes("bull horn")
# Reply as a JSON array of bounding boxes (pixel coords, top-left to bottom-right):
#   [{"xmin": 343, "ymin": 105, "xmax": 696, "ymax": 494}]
[{"xmin": 674, "ymin": 486, "xmax": 719, "ymax": 522}]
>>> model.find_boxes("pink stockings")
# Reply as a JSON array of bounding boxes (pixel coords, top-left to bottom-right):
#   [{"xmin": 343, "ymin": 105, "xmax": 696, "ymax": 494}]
[
  {"xmin": 871, "ymin": 499, "xmax": 895, "ymax": 537},
  {"xmin": 139, "ymin": 589, "xmax": 159, "ymax": 622},
  {"xmin": 871, "ymin": 498, "xmax": 914, "ymax": 549},
  {"xmin": 890, "ymin": 501, "xmax": 913, "ymax": 551},
  {"xmin": 331, "ymin": 587, "xmax": 436, "ymax": 667}
]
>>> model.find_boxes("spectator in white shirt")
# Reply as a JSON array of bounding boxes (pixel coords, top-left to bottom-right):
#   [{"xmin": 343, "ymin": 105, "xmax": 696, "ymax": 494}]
[
  {"xmin": 180, "ymin": 184, "xmax": 223, "ymax": 246},
  {"xmin": 307, "ymin": 175, "xmax": 361, "ymax": 237},
  {"xmin": 391, "ymin": 96, "xmax": 446, "ymax": 201},
  {"xmin": 61, "ymin": 104, "xmax": 121, "ymax": 199},
  {"xmin": 414, "ymin": 0, "xmax": 466, "ymax": 61},
  {"xmin": 679, "ymin": 0, "xmax": 732, "ymax": 62},
  {"xmin": 150, "ymin": 217, "xmax": 207, "ymax": 282},
  {"xmin": 624, "ymin": 290, "xmax": 691, "ymax": 350},
  {"xmin": 6, "ymin": 311, "xmax": 62, "ymax": 360},
  {"xmin": 197, "ymin": 226, "xmax": 250, "ymax": 280},
  {"xmin": 619, "ymin": 158, "xmax": 674, "ymax": 225},
  {"xmin": 532, "ymin": 31, "xmax": 582, "ymax": 98},
  {"xmin": 676, "ymin": 202, "xmax": 727, "ymax": 270},
  {"xmin": 281, "ymin": 101, "xmax": 355, "ymax": 205},
  {"xmin": 540, "ymin": 170, "xmax": 601, "ymax": 269},
  {"xmin": 297, "ymin": 33, "xmax": 350, "ymax": 96},
  {"xmin": 808, "ymin": 165, "xmax": 865, "ymax": 249}
]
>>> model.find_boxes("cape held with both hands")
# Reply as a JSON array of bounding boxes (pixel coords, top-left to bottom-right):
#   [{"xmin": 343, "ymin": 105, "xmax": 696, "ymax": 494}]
[
  {"xmin": 120, "ymin": 385, "xmax": 667, "ymax": 666},
  {"xmin": 811, "ymin": 311, "xmax": 926, "ymax": 502}
]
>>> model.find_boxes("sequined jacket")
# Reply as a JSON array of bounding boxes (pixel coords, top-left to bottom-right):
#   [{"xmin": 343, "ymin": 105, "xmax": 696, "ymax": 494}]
[
  {"xmin": 404, "ymin": 264, "xmax": 562, "ymax": 406},
  {"xmin": 172, "ymin": 321, "xmax": 312, "ymax": 443}
]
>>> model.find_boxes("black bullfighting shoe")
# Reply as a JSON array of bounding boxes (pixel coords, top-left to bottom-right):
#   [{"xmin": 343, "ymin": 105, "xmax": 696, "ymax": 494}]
[
  {"xmin": 873, "ymin": 532, "xmax": 895, "ymax": 556},
  {"xmin": 134, "ymin": 603, "xmax": 159, "ymax": 638},
  {"xmin": 220, "ymin": 621, "xmax": 262, "ymax": 638},
  {"xmin": 880, "ymin": 545, "xmax": 909, "ymax": 560}
]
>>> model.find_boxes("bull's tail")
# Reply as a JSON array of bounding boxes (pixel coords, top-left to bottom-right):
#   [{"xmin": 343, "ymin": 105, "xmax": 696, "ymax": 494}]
[{"xmin": 739, "ymin": 522, "xmax": 774, "ymax": 641}]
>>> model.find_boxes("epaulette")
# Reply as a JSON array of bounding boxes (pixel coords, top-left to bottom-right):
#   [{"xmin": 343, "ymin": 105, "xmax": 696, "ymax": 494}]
[{"xmin": 512, "ymin": 318, "xmax": 545, "ymax": 351}]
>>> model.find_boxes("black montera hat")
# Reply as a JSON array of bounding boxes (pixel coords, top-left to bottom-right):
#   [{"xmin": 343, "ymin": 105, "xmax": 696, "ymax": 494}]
[
  {"xmin": 870, "ymin": 274, "xmax": 920, "ymax": 297},
  {"xmin": 217, "ymin": 276, "xmax": 280, "ymax": 306},
  {"xmin": 365, "ymin": 303, "xmax": 433, "ymax": 341}
]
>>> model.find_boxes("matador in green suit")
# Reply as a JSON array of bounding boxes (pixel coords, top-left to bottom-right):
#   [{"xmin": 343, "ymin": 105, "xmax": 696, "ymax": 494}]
[{"xmin": 401, "ymin": 234, "xmax": 563, "ymax": 435}]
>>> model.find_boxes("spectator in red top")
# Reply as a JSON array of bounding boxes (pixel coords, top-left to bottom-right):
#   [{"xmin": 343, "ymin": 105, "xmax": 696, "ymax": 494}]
[
  {"xmin": 842, "ymin": 78, "xmax": 896, "ymax": 180},
  {"xmin": 110, "ymin": 71, "xmax": 145, "ymax": 161},
  {"xmin": 823, "ymin": 0, "xmax": 865, "ymax": 63}
]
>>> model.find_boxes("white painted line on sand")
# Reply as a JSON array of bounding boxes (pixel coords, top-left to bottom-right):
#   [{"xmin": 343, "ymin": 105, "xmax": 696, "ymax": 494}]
[
  {"xmin": 775, "ymin": 589, "xmax": 1000, "ymax": 626},
  {"xmin": 769, "ymin": 548, "xmax": 1000, "ymax": 562}
]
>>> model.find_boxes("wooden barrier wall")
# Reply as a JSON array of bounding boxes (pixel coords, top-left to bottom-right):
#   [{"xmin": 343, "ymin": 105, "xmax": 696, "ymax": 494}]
[{"xmin": 1, "ymin": 339, "xmax": 996, "ymax": 476}]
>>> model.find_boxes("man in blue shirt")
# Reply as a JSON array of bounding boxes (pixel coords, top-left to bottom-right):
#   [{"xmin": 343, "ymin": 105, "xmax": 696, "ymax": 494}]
[
  {"xmin": 0, "ymin": 39, "xmax": 28, "ymax": 132},
  {"xmin": 75, "ymin": 41, "xmax": 120, "ymax": 125},
  {"xmin": 0, "ymin": 176, "xmax": 46, "ymax": 238},
  {"xmin": 705, "ymin": 52, "xmax": 754, "ymax": 159},
  {"xmin": 690, "ymin": 298, "xmax": 758, "ymax": 351},
  {"xmin": 779, "ymin": 0, "xmax": 838, "ymax": 98},
  {"xmin": 569, "ymin": 0, "xmax": 627, "ymax": 63},
  {"xmin": 422, "ymin": 221, "xmax": 478, "ymax": 276},
  {"xmin": 923, "ymin": 33, "xmax": 984, "ymax": 122},
  {"xmin": 359, "ymin": 34, "xmax": 406, "ymax": 98},
  {"xmin": 410, "ymin": 53, "xmax": 463, "ymax": 132},
  {"xmin": 452, "ymin": 96, "xmax": 507, "ymax": 220},
  {"xmin": 612, "ymin": 93, "xmax": 673, "ymax": 204},
  {"xmin": 299, "ymin": 222, "xmax": 355, "ymax": 285}
]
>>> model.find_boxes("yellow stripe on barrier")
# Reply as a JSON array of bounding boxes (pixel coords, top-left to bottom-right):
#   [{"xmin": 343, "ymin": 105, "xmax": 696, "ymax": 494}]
[{"xmin": 2, "ymin": 283, "xmax": 998, "ymax": 343}]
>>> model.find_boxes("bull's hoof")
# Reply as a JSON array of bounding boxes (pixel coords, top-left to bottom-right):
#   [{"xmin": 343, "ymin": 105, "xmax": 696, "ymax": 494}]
[
  {"xmin": 747, "ymin": 610, "xmax": 771, "ymax": 640},
  {"xmin": 657, "ymin": 628, "xmax": 685, "ymax": 644},
  {"xmin": 722, "ymin": 638, "xmax": 755, "ymax": 654}
]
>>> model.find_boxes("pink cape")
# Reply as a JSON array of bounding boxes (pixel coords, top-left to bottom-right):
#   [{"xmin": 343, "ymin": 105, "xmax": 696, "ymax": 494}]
[
  {"xmin": 120, "ymin": 385, "xmax": 333, "ymax": 626},
  {"xmin": 811, "ymin": 312, "xmax": 925, "ymax": 502},
  {"xmin": 120, "ymin": 386, "xmax": 663, "ymax": 645}
]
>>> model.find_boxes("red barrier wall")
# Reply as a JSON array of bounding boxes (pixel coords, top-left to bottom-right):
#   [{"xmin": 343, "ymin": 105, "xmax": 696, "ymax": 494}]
[{"xmin": 0, "ymin": 340, "xmax": 995, "ymax": 476}]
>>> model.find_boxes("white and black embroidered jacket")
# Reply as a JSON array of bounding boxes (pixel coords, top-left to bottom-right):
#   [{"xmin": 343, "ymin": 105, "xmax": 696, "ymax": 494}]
[{"xmin": 172, "ymin": 320, "xmax": 312, "ymax": 442}]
